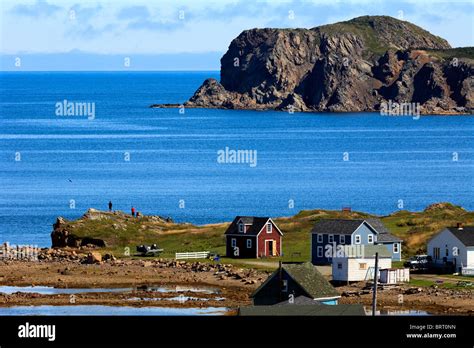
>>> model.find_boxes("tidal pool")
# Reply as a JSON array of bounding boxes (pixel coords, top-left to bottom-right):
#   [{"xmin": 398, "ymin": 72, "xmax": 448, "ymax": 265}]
[
  {"xmin": 0, "ymin": 305, "xmax": 228, "ymax": 316},
  {"xmin": 0, "ymin": 285, "xmax": 220, "ymax": 295}
]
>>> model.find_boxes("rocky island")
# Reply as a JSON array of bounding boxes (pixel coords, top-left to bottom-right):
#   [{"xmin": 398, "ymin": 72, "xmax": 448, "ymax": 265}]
[{"xmin": 151, "ymin": 16, "xmax": 473, "ymax": 114}]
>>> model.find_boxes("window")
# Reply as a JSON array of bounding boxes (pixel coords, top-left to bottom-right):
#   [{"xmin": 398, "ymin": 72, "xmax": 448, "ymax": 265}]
[
  {"xmin": 355, "ymin": 235, "xmax": 361, "ymax": 244},
  {"xmin": 266, "ymin": 223, "xmax": 272, "ymax": 233},
  {"xmin": 337, "ymin": 263, "xmax": 343, "ymax": 270},
  {"xmin": 339, "ymin": 235, "xmax": 345, "ymax": 244},
  {"xmin": 368, "ymin": 235, "xmax": 373, "ymax": 244},
  {"xmin": 317, "ymin": 234, "xmax": 323, "ymax": 243},
  {"xmin": 328, "ymin": 234, "xmax": 334, "ymax": 243},
  {"xmin": 282, "ymin": 279, "xmax": 288, "ymax": 292},
  {"xmin": 359, "ymin": 263, "xmax": 367, "ymax": 270},
  {"xmin": 433, "ymin": 247, "xmax": 440, "ymax": 259},
  {"xmin": 231, "ymin": 238, "xmax": 236, "ymax": 248},
  {"xmin": 445, "ymin": 248, "xmax": 449, "ymax": 257},
  {"xmin": 246, "ymin": 239, "xmax": 252, "ymax": 248},
  {"xmin": 238, "ymin": 223, "xmax": 244, "ymax": 233},
  {"xmin": 393, "ymin": 243, "xmax": 399, "ymax": 253},
  {"xmin": 317, "ymin": 246, "xmax": 323, "ymax": 257}
]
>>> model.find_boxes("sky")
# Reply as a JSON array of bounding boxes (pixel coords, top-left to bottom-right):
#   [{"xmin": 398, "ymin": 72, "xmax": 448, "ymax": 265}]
[{"xmin": 0, "ymin": 0, "xmax": 473, "ymax": 70}]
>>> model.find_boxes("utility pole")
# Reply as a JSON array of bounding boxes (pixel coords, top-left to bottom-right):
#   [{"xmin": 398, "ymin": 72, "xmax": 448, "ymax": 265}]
[
  {"xmin": 372, "ymin": 252, "xmax": 379, "ymax": 316},
  {"xmin": 278, "ymin": 261, "xmax": 282, "ymax": 302}
]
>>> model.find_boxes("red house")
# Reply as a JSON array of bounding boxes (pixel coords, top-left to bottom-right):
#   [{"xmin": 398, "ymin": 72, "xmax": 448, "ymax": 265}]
[{"xmin": 225, "ymin": 216, "xmax": 283, "ymax": 258}]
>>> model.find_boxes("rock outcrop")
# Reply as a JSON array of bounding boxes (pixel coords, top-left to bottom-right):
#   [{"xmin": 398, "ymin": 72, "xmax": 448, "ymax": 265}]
[
  {"xmin": 51, "ymin": 216, "xmax": 106, "ymax": 248},
  {"xmin": 152, "ymin": 16, "xmax": 473, "ymax": 114}
]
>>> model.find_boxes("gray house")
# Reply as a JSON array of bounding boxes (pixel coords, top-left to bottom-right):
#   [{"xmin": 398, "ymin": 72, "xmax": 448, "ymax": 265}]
[{"xmin": 310, "ymin": 218, "xmax": 402, "ymax": 265}]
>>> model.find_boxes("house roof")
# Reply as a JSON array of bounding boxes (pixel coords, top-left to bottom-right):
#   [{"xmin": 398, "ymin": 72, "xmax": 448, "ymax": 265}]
[
  {"xmin": 359, "ymin": 245, "xmax": 392, "ymax": 258},
  {"xmin": 283, "ymin": 263, "xmax": 340, "ymax": 299},
  {"xmin": 376, "ymin": 233, "xmax": 402, "ymax": 242},
  {"xmin": 252, "ymin": 262, "xmax": 340, "ymax": 300},
  {"xmin": 365, "ymin": 218, "xmax": 391, "ymax": 234},
  {"xmin": 224, "ymin": 216, "xmax": 282, "ymax": 236},
  {"xmin": 311, "ymin": 219, "xmax": 368, "ymax": 235},
  {"xmin": 273, "ymin": 295, "xmax": 321, "ymax": 306},
  {"xmin": 311, "ymin": 218, "xmax": 401, "ymax": 242},
  {"xmin": 366, "ymin": 218, "xmax": 402, "ymax": 242},
  {"xmin": 446, "ymin": 226, "xmax": 474, "ymax": 247},
  {"xmin": 238, "ymin": 304, "xmax": 366, "ymax": 316},
  {"xmin": 333, "ymin": 245, "xmax": 392, "ymax": 259}
]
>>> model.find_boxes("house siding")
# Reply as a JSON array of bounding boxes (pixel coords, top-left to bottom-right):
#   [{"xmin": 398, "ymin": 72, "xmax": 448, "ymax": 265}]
[
  {"xmin": 351, "ymin": 224, "xmax": 376, "ymax": 245},
  {"xmin": 226, "ymin": 235, "xmax": 257, "ymax": 258},
  {"xmin": 311, "ymin": 234, "xmax": 350, "ymax": 265},
  {"xmin": 378, "ymin": 242, "xmax": 401, "ymax": 261},
  {"xmin": 332, "ymin": 257, "xmax": 392, "ymax": 282},
  {"xmin": 427, "ymin": 229, "xmax": 472, "ymax": 270},
  {"xmin": 256, "ymin": 221, "xmax": 282, "ymax": 258}
]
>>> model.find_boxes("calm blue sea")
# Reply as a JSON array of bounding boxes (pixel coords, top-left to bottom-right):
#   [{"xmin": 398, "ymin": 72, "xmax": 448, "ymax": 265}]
[{"xmin": 1, "ymin": 72, "xmax": 473, "ymax": 247}]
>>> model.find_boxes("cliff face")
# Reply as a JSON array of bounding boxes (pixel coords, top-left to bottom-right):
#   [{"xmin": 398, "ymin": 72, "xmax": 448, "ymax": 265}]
[{"xmin": 181, "ymin": 16, "xmax": 473, "ymax": 114}]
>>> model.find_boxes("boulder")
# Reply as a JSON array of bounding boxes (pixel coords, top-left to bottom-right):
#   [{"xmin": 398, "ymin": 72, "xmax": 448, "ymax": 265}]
[{"xmin": 86, "ymin": 252, "xmax": 102, "ymax": 264}]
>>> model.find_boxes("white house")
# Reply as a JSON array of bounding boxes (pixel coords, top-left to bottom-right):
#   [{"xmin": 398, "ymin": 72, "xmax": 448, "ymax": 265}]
[
  {"xmin": 427, "ymin": 225, "xmax": 474, "ymax": 275},
  {"xmin": 332, "ymin": 245, "xmax": 392, "ymax": 282}
]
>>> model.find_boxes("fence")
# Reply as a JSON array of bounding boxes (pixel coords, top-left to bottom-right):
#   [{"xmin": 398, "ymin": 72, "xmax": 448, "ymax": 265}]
[{"xmin": 175, "ymin": 251, "xmax": 210, "ymax": 260}]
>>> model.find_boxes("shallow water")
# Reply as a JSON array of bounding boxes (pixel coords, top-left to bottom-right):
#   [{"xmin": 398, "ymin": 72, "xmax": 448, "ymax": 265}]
[
  {"xmin": 0, "ymin": 285, "xmax": 220, "ymax": 295},
  {"xmin": 365, "ymin": 307, "xmax": 430, "ymax": 315},
  {"xmin": 0, "ymin": 305, "xmax": 228, "ymax": 316}
]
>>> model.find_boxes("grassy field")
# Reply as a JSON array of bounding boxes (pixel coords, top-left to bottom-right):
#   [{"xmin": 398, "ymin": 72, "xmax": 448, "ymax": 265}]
[
  {"xmin": 408, "ymin": 278, "xmax": 473, "ymax": 290},
  {"xmin": 58, "ymin": 202, "xmax": 474, "ymax": 269}
]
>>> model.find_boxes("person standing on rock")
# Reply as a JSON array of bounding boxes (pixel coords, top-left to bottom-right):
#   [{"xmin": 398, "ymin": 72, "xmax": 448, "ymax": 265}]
[
  {"xmin": 108, "ymin": 201, "xmax": 113, "ymax": 212},
  {"xmin": 131, "ymin": 206, "xmax": 136, "ymax": 217}
]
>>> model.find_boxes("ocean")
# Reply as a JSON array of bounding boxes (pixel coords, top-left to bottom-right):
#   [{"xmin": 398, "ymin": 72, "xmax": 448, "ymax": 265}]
[{"xmin": 1, "ymin": 71, "xmax": 473, "ymax": 247}]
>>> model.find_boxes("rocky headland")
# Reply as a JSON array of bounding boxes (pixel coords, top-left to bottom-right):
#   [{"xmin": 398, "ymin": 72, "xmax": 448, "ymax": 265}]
[{"xmin": 151, "ymin": 16, "xmax": 473, "ymax": 114}]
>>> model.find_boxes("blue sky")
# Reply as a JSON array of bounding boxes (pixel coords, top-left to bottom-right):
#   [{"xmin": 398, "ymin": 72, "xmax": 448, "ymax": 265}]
[{"xmin": 0, "ymin": 0, "xmax": 472, "ymax": 70}]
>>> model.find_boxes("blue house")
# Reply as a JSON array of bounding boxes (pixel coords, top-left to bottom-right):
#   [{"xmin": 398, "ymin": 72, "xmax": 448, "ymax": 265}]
[{"xmin": 310, "ymin": 218, "xmax": 402, "ymax": 265}]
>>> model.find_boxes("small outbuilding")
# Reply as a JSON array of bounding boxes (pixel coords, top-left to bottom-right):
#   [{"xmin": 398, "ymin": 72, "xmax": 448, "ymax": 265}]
[
  {"xmin": 251, "ymin": 262, "xmax": 340, "ymax": 306},
  {"xmin": 379, "ymin": 268, "xmax": 410, "ymax": 284},
  {"xmin": 332, "ymin": 245, "xmax": 392, "ymax": 282}
]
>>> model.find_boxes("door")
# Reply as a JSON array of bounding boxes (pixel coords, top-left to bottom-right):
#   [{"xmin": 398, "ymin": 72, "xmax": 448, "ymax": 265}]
[{"xmin": 266, "ymin": 240, "xmax": 274, "ymax": 256}]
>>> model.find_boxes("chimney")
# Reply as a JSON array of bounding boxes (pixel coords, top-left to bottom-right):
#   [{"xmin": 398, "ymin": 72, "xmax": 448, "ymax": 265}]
[{"xmin": 457, "ymin": 222, "xmax": 463, "ymax": 230}]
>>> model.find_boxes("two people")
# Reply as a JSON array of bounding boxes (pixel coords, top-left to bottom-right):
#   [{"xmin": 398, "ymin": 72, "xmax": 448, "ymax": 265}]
[{"xmin": 108, "ymin": 201, "xmax": 140, "ymax": 217}]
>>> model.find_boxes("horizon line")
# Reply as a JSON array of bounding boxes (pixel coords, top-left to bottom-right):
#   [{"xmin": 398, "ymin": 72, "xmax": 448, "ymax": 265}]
[{"xmin": 0, "ymin": 70, "xmax": 221, "ymax": 72}]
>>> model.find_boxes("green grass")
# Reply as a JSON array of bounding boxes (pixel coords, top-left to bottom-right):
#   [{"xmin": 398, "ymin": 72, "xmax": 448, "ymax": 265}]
[
  {"xmin": 61, "ymin": 203, "xmax": 473, "ymax": 265},
  {"xmin": 408, "ymin": 278, "xmax": 472, "ymax": 290},
  {"xmin": 316, "ymin": 16, "xmax": 449, "ymax": 59},
  {"xmin": 426, "ymin": 47, "xmax": 474, "ymax": 62}
]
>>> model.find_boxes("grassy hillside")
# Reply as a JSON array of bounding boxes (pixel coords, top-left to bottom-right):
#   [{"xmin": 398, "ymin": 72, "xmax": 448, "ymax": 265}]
[
  {"xmin": 426, "ymin": 47, "xmax": 474, "ymax": 63},
  {"xmin": 58, "ymin": 203, "xmax": 474, "ymax": 264}
]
